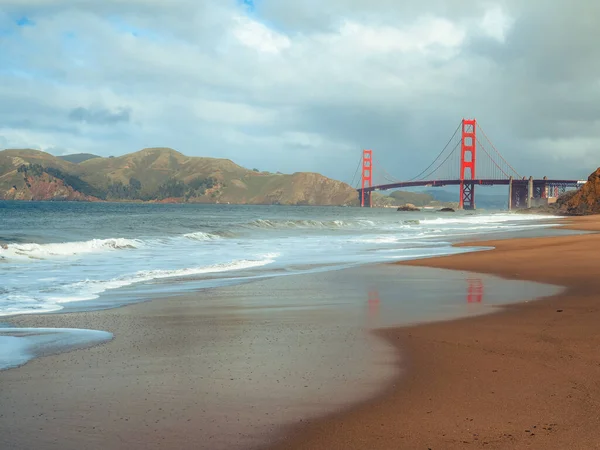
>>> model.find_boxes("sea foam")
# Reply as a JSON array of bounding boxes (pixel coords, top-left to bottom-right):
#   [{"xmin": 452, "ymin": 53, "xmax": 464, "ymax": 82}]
[
  {"xmin": 0, "ymin": 328, "xmax": 113, "ymax": 370},
  {"xmin": 1, "ymin": 238, "xmax": 142, "ymax": 260},
  {"xmin": 42, "ymin": 255, "xmax": 278, "ymax": 307}
]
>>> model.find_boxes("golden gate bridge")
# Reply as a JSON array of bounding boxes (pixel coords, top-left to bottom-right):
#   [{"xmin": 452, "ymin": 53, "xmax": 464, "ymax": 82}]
[{"xmin": 353, "ymin": 118, "xmax": 586, "ymax": 209}]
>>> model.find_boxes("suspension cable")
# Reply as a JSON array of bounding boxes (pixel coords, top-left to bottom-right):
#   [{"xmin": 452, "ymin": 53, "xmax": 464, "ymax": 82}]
[
  {"xmin": 407, "ymin": 121, "xmax": 461, "ymax": 182},
  {"xmin": 477, "ymin": 123, "xmax": 521, "ymax": 179},
  {"xmin": 417, "ymin": 140, "xmax": 461, "ymax": 181},
  {"xmin": 349, "ymin": 154, "xmax": 363, "ymax": 188},
  {"xmin": 373, "ymin": 156, "xmax": 402, "ymax": 185},
  {"xmin": 476, "ymin": 137, "xmax": 513, "ymax": 179}
]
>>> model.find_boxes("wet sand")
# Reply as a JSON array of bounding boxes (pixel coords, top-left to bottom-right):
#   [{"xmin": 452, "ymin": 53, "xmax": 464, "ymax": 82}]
[
  {"xmin": 0, "ymin": 277, "xmax": 392, "ymax": 450},
  {"xmin": 270, "ymin": 216, "xmax": 600, "ymax": 449},
  {"xmin": 4, "ymin": 264, "xmax": 552, "ymax": 450}
]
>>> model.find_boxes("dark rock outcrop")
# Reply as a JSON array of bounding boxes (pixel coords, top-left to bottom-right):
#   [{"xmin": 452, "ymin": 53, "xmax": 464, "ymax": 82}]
[
  {"xmin": 4, "ymin": 174, "xmax": 98, "ymax": 201},
  {"xmin": 439, "ymin": 207, "xmax": 455, "ymax": 212},
  {"xmin": 560, "ymin": 168, "xmax": 599, "ymax": 215}
]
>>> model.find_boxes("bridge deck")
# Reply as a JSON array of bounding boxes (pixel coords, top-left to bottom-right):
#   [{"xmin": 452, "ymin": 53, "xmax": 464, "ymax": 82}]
[{"xmin": 362, "ymin": 179, "xmax": 584, "ymax": 193}]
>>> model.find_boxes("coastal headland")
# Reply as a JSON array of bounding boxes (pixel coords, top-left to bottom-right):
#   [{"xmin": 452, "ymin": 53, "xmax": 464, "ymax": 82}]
[{"xmin": 2, "ymin": 217, "xmax": 600, "ymax": 449}]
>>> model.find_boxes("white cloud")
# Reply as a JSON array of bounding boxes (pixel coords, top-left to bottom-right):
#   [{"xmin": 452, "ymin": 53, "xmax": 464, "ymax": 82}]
[
  {"xmin": 337, "ymin": 18, "xmax": 465, "ymax": 55},
  {"xmin": 480, "ymin": 6, "xmax": 514, "ymax": 42},
  {"xmin": 233, "ymin": 16, "xmax": 291, "ymax": 54},
  {"xmin": 191, "ymin": 100, "xmax": 278, "ymax": 126}
]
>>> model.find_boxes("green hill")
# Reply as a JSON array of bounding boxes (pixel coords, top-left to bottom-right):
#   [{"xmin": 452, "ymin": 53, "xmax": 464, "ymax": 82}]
[
  {"xmin": 371, "ymin": 190, "xmax": 435, "ymax": 208},
  {"xmin": 0, "ymin": 148, "xmax": 358, "ymax": 205}
]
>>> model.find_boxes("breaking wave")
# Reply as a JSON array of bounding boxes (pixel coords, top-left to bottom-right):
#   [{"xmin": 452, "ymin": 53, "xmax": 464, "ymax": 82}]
[
  {"xmin": 419, "ymin": 214, "xmax": 560, "ymax": 226},
  {"xmin": 240, "ymin": 219, "xmax": 375, "ymax": 230},
  {"xmin": 0, "ymin": 254, "xmax": 280, "ymax": 317},
  {"xmin": 183, "ymin": 231, "xmax": 222, "ymax": 241},
  {"xmin": 50, "ymin": 254, "xmax": 279, "ymax": 305},
  {"xmin": 0, "ymin": 238, "xmax": 143, "ymax": 260}
]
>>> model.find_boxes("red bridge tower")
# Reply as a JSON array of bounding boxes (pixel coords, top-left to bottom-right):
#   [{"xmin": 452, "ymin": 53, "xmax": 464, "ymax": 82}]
[
  {"xmin": 360, "ymin": 149, "xmax": 373, "ymax": 207},
  {"xmin": 459, "ymin": 119, "xmax": 477, "ymax": 210}
]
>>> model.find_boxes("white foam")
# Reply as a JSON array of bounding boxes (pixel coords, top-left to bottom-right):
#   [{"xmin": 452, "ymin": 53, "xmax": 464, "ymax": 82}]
[
  {"xmin": 183, "ymin": 232, "xmax": 222, "ymax": 241},
  {"xmin": 0, "ymin": 238, "xmax": 143, "ymax": 260},
  {"xmin": 52, "ymin": 255, "xmax": 279, "ymax": 305},
  {"xmin": 0, "ymin": 294, "xmax": 63, "ymax": 317},
  {"xmin": 351, "ymin": 236, "xmax": 400, "ymax": 244},
  {"xmin": 420, "ymin": 213, "xmax": 562, "ymax": 226},
  {"xmin": 0, "ymin": 328, "xmax": 113, "ymax": 371},
  {"xmin": 242, "ymin": 219, "xmax": 375, "ymax": 230}
]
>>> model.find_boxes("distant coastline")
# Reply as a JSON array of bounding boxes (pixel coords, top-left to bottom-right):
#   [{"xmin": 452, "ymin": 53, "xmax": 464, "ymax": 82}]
[{"xmin": 0, "ymin": 148, "xmax": 358, "ymax": 206}]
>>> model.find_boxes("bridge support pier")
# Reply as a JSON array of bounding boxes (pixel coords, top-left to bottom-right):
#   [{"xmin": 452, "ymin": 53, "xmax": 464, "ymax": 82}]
[
  {"xmin": 527, "ymin": 176, "xmax": 534, "ymax": 208},
  {"xmin": 510, "ymin": 180, "xmax": 529, "ymax": 210},
  {"xmin": 508, "ymin": 177, "xmax": 513, "ymax": 210},
  {"xmin": 534, "ymin": 176, "xmax": 549, "ymax": 200},
  {"xmin": 461, "ymin": 182, "xmax": 475, "ymax": 210},
  {"xmin": 358, "ymin": 189, "xmax": 371, "ymax": 208}
]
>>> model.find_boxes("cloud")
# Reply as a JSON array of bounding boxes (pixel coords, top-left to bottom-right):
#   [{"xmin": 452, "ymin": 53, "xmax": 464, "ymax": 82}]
[
  {"xmin": 336, "ymin": 18, "xmax": 465, "ymax": 55},
  {"xmin": 479, "ymin": 6, "xmax": 513, "ymax": 42},
  {"xmin": 68, "ymin": 106, "xmax": 131, "ymax": 125},
  {"xmin": 233, "ymin": 16, "xmax": 291, "ymax": 54},
  {"xmin": 0, "ymin": 0, "xmax": 598, "ymax": 182}
]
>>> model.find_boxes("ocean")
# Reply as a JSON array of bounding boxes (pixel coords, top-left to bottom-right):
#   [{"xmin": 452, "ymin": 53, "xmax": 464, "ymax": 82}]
[{"xmin": 0, "ymin": 201, "xmax": 563, "ymax": 318}]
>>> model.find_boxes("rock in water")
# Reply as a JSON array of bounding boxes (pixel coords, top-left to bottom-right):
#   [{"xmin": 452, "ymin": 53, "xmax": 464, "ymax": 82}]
[
  {"xmin": 560, "ymin": 168, "xmax": 600, "ymax": 215},
  {"xmin": 397, "ymin": 203, "xmax": 420, "ymax": 212},
  {"xmin": 439, "ymin": 207, "xmax": 455, "ymax": 212}
]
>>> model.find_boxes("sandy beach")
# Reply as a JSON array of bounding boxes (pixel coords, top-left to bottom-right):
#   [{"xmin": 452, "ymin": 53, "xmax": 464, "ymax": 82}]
[
  {"xmin": 2, "ymin": 216, "xmax": 600, "ymax": 449},
  {"xmin": 270, "ymin": 216, "xmax": 600, "ymax": 449}
]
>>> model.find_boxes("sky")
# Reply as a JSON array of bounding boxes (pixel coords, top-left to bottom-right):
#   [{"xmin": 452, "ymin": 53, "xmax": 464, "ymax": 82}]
[{"xmin": 0, "ymin": 0, "xmax": 598, "ymax": 184}]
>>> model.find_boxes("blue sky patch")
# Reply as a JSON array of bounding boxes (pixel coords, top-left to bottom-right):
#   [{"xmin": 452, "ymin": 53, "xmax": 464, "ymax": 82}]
[
  {"xmin": 240, "ymin": 0, "xmax": 256, "ymax": 12},
  {"xmin": 16, "ymin": 17, "xmax": 35, "ymax": 27}
]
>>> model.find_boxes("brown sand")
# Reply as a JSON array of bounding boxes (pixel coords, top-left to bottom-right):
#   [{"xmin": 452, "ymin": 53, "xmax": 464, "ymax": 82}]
[{"xmin": 269, "ymin": 216, "xmax": 600, "ymax": 450}]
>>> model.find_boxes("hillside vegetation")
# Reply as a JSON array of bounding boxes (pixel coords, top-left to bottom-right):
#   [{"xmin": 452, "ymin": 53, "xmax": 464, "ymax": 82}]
[
  {"xmin": 371, "ymin": 190, "xmax": 458, "ymax": 208},
  {"xmin": 0, "ymin": 148, "xmax": 358, "ymax": 206}
]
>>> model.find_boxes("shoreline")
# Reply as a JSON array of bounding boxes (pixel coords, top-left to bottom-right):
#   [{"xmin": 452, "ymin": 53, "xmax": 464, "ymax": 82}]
[
  {"xmin": 268, "ymin": 216, "xmax": 600, "ymax": 449},
  {"xmin": 1, "ymin": 217, "xmax": 596, "ymax": 449}
]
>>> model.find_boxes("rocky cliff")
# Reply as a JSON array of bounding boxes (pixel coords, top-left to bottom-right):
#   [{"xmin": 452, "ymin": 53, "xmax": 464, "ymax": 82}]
[
  {"xmin": 560, "ymin": 167, "xmax": 600, "ymax": 215},
  {"xmin": 3, "ymin": 173, "xmax": 97, "ymax": 201}
]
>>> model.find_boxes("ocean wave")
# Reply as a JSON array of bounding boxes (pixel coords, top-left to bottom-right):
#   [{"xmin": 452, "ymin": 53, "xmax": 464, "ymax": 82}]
[
  {"xmin": 351, "ymin": 236, "xmax": 401, "ymax": 244},
  {"xmin": 0, "ymin": 293, "xmax": 63, "ymax": 317},
  {"xmin": 0, "ymin": 238, "xmax": 143, "ymax": 260},
  {"xmin": 183, "ymin": 231, "xmax": 222, "ymax": 241},
  {"xmin": 51, "ymin": 254, "xmax": 280, "ymax": 305},
  {"xmin": 0, "ymin": 328, "xmax": 114, "ymax": 370},
  {"xmin": 419, "ymin": 214, "xmax": 562, "ymax": 226},
  {"xmin": 241, "ymin": 219, "xmax": 375, "ymax": 230}
]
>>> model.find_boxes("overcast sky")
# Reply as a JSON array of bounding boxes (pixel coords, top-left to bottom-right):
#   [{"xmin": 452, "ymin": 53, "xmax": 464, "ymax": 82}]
[{"xmin": 0, "ymin": 0, "xmax": 598, "ymax": 183}]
